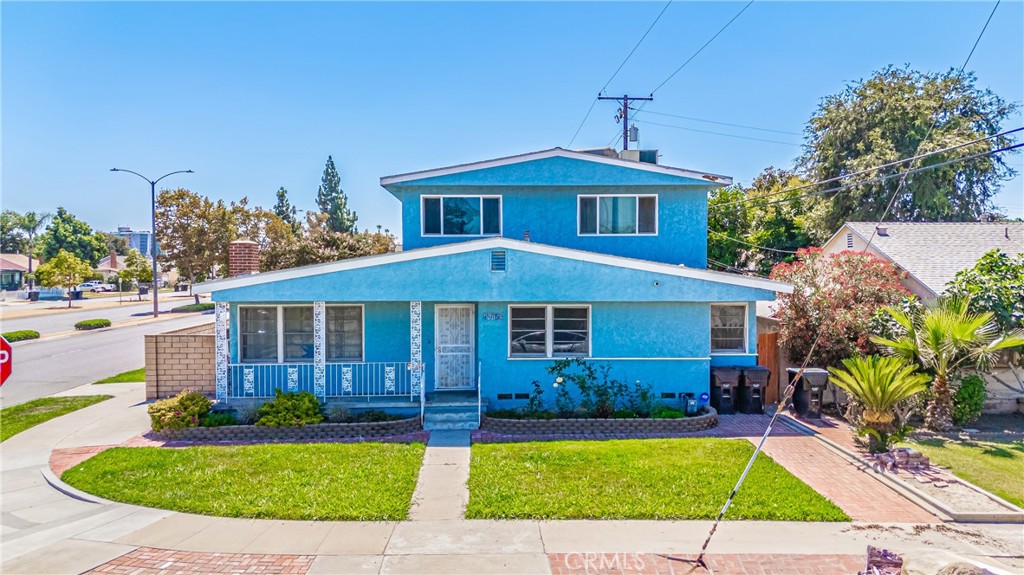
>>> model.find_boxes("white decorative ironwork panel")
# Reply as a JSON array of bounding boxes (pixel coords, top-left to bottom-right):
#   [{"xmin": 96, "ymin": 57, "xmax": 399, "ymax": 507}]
[
  {"xmin": 243, "ymin": 367, "xmax": 255, "ymax": 395},
  {"xmin": 385, "ymin": 366, "xmax": 396, "ymax": 392},
  {"xmin": 287, "ymin": 367, "xmax": 298, "ymax": 392},
  {"xmin": 215, "ymin": 302, "xmax": 229, "ymax": 400},
  {"xmin": 313, "ymin": 301, "xmax": 326, "ymax": 398},
  {"xmin": 341, "ymin": 366, "xmax": 353, "ymax": 393},
  {"xmin": 410, "ymin": 301, "xmax": 423, "ymax": 395}
]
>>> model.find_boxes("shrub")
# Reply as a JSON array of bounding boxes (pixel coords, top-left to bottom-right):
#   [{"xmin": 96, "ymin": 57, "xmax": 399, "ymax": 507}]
[
  {"xmin": 235, "ymin": 404, "xmax": 261, "ymax": 425},
  {"xmin": 171, "ymin": 302, "xmax": 214, "ymax": 313},
  {"xmin": 2, "ymin": 330, "xmax": 40, "ymax": 342},
  {"xmin": 201, "ymin": 412, "xmax": 238, "ymax": 427},
  {"xmin": 148, "ymin": 389, "xmax": 212, "ymax": 431},
  {"xmin": 612, "ymin": 409, "xmax": 637, "ymax": 419},
  {"xmin": 627, "ymin": 380, "xmax": 657, "ymax": 417},
  {"xmin": 324, "ymin": 405, "xmax": 351, "ymax": 423},
  {"xmin": 525, "ymin": 380, "xmax": 546, "ymax": 415},
  {"xmin": 953, "ymin": 375, "xmax": 987, "ymax": 427},
  {"xmin": 650, "ymin": 404, "xmax": 686, "ymax": 419},
  {"xmin": 75, "ymin": 319, "xmax": 112, "ymax": 330},
  {"xmin": 255, "ymin": 389, "xmax": 323, "ymax": 427},
  {"xmin": 350, "ymin": 410, "xmax": 403, "ymax": 423}
]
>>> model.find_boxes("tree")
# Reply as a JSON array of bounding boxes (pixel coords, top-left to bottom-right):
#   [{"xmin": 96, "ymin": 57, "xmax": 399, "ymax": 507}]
[
  {"xmin": 316, "ymin": 156, "xmax": 358, "ymax": 233},
  {"xmin": 98, "ymin": 232, "xmax": 130, "ymax": 257},
  {"xmin": 39, "ymin": 208, "xmax": 105, "ymax": 266},
  {"xmin": 261, "ymin": 213, "xmax": 396, "ymax": 271},
  {"xmin": 707, "ymin": 186, "xmax": 749, "ymax": 269},
  {"xmin": 35, "ymin": 249, "xmax": 92, "ymax": 308},
  {"xmin": 872, "ymin": 296, "xmax": 1024, "ymax": 431},
  {"xmin": 828, "ymin": 355, "xmax": 930, "ymax": 453},
  {"xmin": 800, "ymin": 66, "xmax": 1018, "ymax": 242},
  {"xmin": 273, "ymin": 187, "xmax": 301, "ymax": 235},
  {"xmin": 770, "ymin": 247, "xmax": 908, "ymax": 369},
  {"xmin": 229, "ymin": 198, "xmax": 293, "ymax": 255},
  {"xmin": 0, "ymin": 210, "xmax": 26, "ymax": 254},
  {"xmin": 118, "ymin": 249, "xmax": 152, "ymax": 298},
  {"xmin": 945, "ymin": 249, "xmax": 1024, "ymax": 335},
  {"xmin": 156, "ymin": 189, "xmax": 230, "ymax": 290},
  {"xmin": 19, "ymin": 211, "xmax": 53, "ymax": 280}
]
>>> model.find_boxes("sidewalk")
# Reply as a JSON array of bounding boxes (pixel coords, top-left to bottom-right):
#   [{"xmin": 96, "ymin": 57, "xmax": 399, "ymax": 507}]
[{"xmin": 2, "ymin": 385, "xmax": 1022, "ymax": 575}]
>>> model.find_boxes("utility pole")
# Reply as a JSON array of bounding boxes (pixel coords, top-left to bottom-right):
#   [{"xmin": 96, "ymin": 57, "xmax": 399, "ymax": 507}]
[{"xmin": 598, "ymin": 93, "xmax": 653, "ymax": 150}]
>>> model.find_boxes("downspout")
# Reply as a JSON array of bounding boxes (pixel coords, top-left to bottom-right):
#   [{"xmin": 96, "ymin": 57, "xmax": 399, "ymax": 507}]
[{"xmin": 477, "ymin": 360, "xmax": 482, "ymax": 427}]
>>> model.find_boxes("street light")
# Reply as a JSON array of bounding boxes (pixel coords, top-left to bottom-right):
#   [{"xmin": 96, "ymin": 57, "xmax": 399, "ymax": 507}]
[{"xmin": 110, "ymin": 168, "xmax": 193, "ymax": 318}]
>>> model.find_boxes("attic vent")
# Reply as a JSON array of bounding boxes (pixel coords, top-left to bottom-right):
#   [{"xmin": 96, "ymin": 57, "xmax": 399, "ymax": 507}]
[
  {"xmin": 846, "ymin": 233, "xmax": 854, "ymax": 248},
  {"xmin": 490, "ymin": 250, "xmax": 507, "ymax": 272}
]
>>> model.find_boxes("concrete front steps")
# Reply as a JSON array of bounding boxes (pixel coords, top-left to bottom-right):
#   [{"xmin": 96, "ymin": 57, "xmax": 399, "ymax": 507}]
[{"xmin": 422, "ymin": 393, "xmax": 482, "ymax": 430}]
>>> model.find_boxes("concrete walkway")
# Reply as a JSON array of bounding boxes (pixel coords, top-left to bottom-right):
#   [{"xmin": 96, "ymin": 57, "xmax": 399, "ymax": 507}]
[{"xmin": 2, "ymin": 384, "xmax": 1022, "ymax": 574}]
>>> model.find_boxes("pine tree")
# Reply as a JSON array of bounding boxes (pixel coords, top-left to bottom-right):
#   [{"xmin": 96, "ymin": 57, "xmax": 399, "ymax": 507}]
[
  {"xmin": 273, "ymin": 187, "xmax": 300, "ymax": 235},
  {"xmin": 315, "ymin": 156, "xmax": 358, "ymax": 233}
]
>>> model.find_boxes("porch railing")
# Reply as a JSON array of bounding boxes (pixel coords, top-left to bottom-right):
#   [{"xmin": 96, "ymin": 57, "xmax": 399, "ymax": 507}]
[{"xmin": 227, "ymin": 362, "xmax": 416, "ymax": 401}]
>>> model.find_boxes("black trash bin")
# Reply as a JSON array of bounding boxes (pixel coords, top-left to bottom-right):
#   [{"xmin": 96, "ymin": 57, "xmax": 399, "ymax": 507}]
[
  {"xmin": 28, "ymin": 290, "xmax": 39, "ymax": 302},
  {"xmin": 70, "ymin": 289, "xmax": 84, "ymax": 301},
  {"xmin": 139, "ymin": 286, "xmax": 149, "ymax": 296},
  {"xmin": 738, "ymin": 366, "xmax": 770, "ymax": 414},
  {"xmin": 787, "ymin": 367, "xmax": 829, "ymax": 419},
  {"xmin": 710, "ymin": 367, "xmax": 741, "ymax": 415}
]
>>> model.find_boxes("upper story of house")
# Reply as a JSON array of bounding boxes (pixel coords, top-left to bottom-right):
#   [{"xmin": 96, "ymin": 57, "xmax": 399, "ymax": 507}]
[{"xmin": 380, "ymin": 148, "xmax": 731, "ymax": 268}]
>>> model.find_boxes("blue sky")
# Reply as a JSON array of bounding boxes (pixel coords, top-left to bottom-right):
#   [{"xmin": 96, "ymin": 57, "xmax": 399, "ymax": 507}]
[{"xmin": 3, "ymin": 1, "xmax": 1022, "ymax": 237}]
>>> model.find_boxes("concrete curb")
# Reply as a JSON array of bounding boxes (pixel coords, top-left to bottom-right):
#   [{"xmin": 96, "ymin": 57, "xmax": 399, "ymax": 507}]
[
  {"xmin": 782, "ymin": 416, "xmax": 1024, "ymax": 524},
  {"xmin": 41, "ymin": 468, "xmax": 112, "ymax": 506}
]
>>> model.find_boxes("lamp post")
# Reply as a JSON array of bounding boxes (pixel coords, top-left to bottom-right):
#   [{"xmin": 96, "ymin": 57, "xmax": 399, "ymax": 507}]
[{"xmin": 110, "ymin": 168, "xmax": 193, "ymax": 318}]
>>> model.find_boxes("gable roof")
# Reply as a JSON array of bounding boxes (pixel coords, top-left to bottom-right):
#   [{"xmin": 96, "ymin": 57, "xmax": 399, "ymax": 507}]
[
  {"xmin": 195, "ymin": 238, "xmax": 790, "ymax": 295},
  {"xmin": 833, "ymin": 222, "xmax": 1024, "ymax": 296},
  {"xmin": 379, "ymin": 148, "xmax": 732, "ymax": 187},
  {"xmin": 0, "ymin": 254, "xmax": 39, "ymax": 272}
]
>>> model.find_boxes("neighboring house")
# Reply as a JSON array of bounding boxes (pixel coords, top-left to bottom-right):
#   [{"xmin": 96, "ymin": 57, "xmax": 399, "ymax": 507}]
[
  {"xmin": 195, "ymin": 148, "xmax": 791, "ymax": 425},
  {"xmin": 822, "ymin": 222, "xmax": 1024, "ymax": 300},
  {"xmin": 95, "ymin": 252, "xmax": 126, "ymax": 279},
  {"xmin": 0, "ymin": 253, "xmax": 39, "ymax": 290}
]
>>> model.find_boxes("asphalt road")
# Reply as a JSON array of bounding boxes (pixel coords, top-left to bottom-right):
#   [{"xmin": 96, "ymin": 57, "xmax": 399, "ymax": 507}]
[
  {"xmin": 1, "ymin": 298, "xmax": 199, "ymax": 336},
  {"xmin": 0, "ymin": 314, "xmax": 213, "ymax": 407}
]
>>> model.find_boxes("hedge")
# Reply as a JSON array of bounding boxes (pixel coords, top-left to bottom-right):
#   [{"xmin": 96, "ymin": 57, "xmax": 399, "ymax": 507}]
[
  {"xmin": 2, "ymin": 330, "xmax": 40, "ymax": 342},
  {"xmin": 171, "ymin": 302, "xmax": 214, "ymax": 313},
  {"xmin": 74, "ymin": 319, "xmax": 112, "ymax": 330}
]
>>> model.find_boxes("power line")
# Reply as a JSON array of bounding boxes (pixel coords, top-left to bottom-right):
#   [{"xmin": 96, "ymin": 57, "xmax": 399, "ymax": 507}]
[
  {"xmin": 708, "ymin": 127, "xmax": 1023, "ymax": 210},
  {"xmin": 635, "ymin": 109, "xmax": 802, "ymax": 136},
  {"xmin": 567, "ymin": 1, "xmax": 674, "ymax": 148},
  {"xmin": 632, "ymin": 118, "xmax": 800, "ymax": 146},
  {"xmin": 649, "ymin": 0, "xmax": 754, "ymax": 95},
  {"xmin": 708, "ymin": 230, "xmax": 799, "ymax": 253}
]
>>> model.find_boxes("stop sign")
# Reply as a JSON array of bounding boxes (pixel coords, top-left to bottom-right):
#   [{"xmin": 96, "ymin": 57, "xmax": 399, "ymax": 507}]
[{"xmin": 0, "ymin": 336, "xmax": 11, "ymax": 387}]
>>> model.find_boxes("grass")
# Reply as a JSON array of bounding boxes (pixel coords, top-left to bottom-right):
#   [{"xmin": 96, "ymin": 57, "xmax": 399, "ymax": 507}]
[
  {"xmin": 62, "ymin": 442, "xmax": 426, "ymax": 520},
  {"xmin": 906, "ymin": 437, "xmax": 1024, "ymax": 508},
  {"xmin": 94, "ymin": 367, "xmax": 146, "ymax": 384},
  {"xmin": 74, "ymin": 318, "xmax": 112, "ymax": 330},
  {"xmin": 2, "ymin": 330, "xmax": 40, "ymax": 342},
  {"xmin": 467, "ymin": 438, "xmax": 849, "ymax": 521},
  {"xmin": 0, "ymin": 396, "xmax": 112, "ymax": 442}
]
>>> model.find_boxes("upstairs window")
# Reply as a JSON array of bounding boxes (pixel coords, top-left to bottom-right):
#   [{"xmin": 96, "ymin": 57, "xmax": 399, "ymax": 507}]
[
  {"xmin": 422, "ymin": 196, "xmax": 501, "ymax": 236},
  {"xmin": 711, "ymin": 304, "xmax": 747, "ymax": 353},
  {"xmin": 578, "ymin": 195, "xmax": 657, "ymax": 235}
]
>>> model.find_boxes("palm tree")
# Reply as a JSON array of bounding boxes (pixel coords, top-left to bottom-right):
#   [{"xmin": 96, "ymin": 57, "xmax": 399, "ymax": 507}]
[
  {"xmin": 828, "ymin": 355, "xmax": 930, "ymax": 453},
  {"xmin": 18, "ymin": 211, "xmax": 52, "ymax": 285},
  {"xmin": 871, "ymin": 297, "xmax": 1024, "ymax": 431}
]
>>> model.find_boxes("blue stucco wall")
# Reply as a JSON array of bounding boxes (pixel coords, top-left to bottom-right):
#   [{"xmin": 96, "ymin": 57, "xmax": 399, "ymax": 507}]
[
  {"xmin": 385, "ymin": 156, "xmax": 714, "ymax": 267},
  {"xmin": 212, "ymin": 248, "xmax": 777, "ymax": 304}
]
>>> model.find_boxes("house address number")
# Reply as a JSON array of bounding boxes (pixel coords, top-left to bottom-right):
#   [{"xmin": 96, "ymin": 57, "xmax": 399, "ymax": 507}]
[{"xmin": 484, "ymin": 312, "xmax": 504, "ymax": 321}]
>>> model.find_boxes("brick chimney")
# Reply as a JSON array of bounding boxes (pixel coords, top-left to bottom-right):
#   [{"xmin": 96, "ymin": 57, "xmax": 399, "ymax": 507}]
[
  {"xmin": 228, "ymin": 239, "xmax": 260, "ymax": 277},
  {"xmin": 109, "ymin": 251, "xmax": 118, "ymax": 270}
]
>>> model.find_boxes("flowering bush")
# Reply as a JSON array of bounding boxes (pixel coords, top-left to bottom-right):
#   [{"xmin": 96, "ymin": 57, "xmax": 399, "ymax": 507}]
[
  {"xmin": 148, "ymin": 389, "xmax": 212, "ymax": 431},
  {"xmin": 255, "ymin": 389, "xmax": 323, "ymax": 427},
  {"xmin": 771, "ymin": 247, "xmax": 908, "ymax": 369}
]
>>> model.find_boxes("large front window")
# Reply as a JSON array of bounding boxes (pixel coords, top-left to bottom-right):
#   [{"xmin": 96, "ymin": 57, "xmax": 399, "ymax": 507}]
[
  {"xmin": 711, "ymin": 304, "xmax": 746, "ymax": 353},
  {"xmin": 509, "ymin": 305, "xmax": 590, "ymax": 358},
  {"xmin": 422, "ymin": 196, "xmax": 501, "ymax": 236},
  {"xmin": 240, "ymin": 305, "xmax": 364, "ymax": 362},
  {"xmin": 578, "ymin": 195, "xmax": 657, "ymax": 235}
]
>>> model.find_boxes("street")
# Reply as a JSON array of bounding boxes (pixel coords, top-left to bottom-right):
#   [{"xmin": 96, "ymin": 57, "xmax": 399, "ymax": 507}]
[
  {"xmin": 0, "ymin": 300, "xmax": 190, "ymax": 336},
  {"xmin": 0, "ymin": 314, "xmax": 212, "ymax": 407}
]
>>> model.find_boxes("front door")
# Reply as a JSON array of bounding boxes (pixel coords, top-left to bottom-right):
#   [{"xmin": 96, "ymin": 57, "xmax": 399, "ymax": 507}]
[{"xmin": 434, "ymin": 304, "xmax": 475, "ymax": 390}]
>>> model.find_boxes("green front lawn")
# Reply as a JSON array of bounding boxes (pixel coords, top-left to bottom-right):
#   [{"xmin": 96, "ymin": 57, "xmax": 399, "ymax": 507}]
[
  {"xmin": 94, "ymin": 367, "xmax": 146, "ymax": 384},
  {"xmin": 468, "ymin": 438, "xmax": 849, "ymax": 521},
  {"xmin": 62, "ymin": 442, "xmax": 426, "ymax": 520},
  {"xmin": 907, "ymin": 438, "xmax": 1024, "ymax": 508},
  {"xmin": 0, "ymin": 396, "xmax": 112, "ymax": 442}
]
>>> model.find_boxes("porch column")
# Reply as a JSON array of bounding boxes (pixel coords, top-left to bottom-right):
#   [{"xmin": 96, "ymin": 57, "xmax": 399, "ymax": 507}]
[
  {"xmin": 214, "ymin": 301, "xmax": 229, "ymax": 401},
  {"xmin": 313, "ymin": 301, "xmax": 326, "ymax": 399},
  {"xmin": 410, "ymin": 301, "xmax": 423, "ymax": 397}
]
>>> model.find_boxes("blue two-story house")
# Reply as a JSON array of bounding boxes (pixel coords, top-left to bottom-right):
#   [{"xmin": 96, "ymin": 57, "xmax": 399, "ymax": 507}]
[{"xmin": 195, "ymin": 148, "xmax": 791, "ymax": 427}]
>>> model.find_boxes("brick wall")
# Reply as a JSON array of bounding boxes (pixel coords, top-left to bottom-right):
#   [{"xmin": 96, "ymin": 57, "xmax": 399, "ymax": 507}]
[{"xmin": 145, "ymin": 323, "xmax": 216, "ymax": 400}]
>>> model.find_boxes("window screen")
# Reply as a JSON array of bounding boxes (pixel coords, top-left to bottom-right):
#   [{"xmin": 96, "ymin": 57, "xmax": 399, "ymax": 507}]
[
  {"xmin": 711, "ymin": 305, "xmax": 746, "ymax": 352},
  {"xmin": 282, "ymin": 307, "xmax": 314, "ymax": 362},
  {"xmin": 327, "ymin": 306, "xmax": 363, "ymax": 361},
  {"xmin": 240, "ymin": 307, "xmax": 278, "ymax": 362}
]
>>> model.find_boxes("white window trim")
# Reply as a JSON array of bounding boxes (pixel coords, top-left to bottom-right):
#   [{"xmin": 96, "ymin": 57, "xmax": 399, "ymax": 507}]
[
  {"xmin": 507, "ymin": 304, "xmax": 592, "ymax": 359},
  {"xmin": 709, "ymin": 302, "xmax": 749, "ymax": 355},
  {"xmin": 421, "ymin": 194, "xmax": 503, "ymax": 237},
  {"xmin": 577, "ymin": 194, "xmax": 658, "ymax": 236},
  {"xmin": 237, "ymin": 304, "xmax": 366, "ymax": 364}
]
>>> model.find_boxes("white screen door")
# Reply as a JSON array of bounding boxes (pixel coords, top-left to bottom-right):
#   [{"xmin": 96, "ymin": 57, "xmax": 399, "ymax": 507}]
[{"xmin": 434, "ymin": 304, "xmax": 475, "ymax": 390}]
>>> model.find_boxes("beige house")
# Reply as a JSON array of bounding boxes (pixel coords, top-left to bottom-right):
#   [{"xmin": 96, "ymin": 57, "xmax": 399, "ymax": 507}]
[{"xmin": 821, "ymin": 221, "xmax": 1024, "ymax": 300}]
